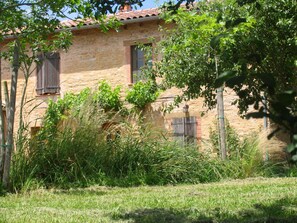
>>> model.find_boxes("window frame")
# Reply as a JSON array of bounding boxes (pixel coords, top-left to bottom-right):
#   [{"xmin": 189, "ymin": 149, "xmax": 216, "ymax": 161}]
[
  {"xmin": 130, "ymin": 43, "xmax": 152, "ymax": 83},
  {"xmin": 123, "ymin": 37, "xmax": 159, "ymax": 85}
]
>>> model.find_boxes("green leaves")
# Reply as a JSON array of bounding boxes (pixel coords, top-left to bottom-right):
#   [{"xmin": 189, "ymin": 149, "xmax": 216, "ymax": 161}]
[
  {"xmin": 126, "ymin": 81, "xmax": 159, "ymax": 110},
  {"xmin": 225, "ymin": 18, "xmax": 247, "ymax": 29},
  {"xmin": 215, "ymin": 71, "xmax": 237, "ymax": 88},
  {"xmin": 237, "ymin": 0, "xmax": 258, "ymax": 6},
  {"xmin": 94, "ymin": 81, "xmax": 123, "ymax": 112},
  {"xmin": 156, "ymin": 0, "xmax": 297, "ymax": 161},
  {"xmin": 210, "ymin": 33, "xmax": 228, "ymax": 50},
  {"xmin": 286, "ymin": 134, "xmax": 297, "ymax": 162}
]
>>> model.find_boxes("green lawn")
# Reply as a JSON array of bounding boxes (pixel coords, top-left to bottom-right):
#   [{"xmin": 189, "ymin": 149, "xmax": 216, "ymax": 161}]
[{"xmin": 1, "ymin": 178, "xmax": 297, "ymax": 223}]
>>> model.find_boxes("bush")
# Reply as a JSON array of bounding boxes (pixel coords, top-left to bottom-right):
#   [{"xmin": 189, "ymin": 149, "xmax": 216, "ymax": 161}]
[
  {"xmin": 126, "ymin": 80, "xmax": 159, "ymax": 110},
  {"xmin": 93, "ymin": 81, "xmax": 123, "ymax": 111},
  {"xmin": 210, "ymin": 118, "xmax": 253, "ymax": 159}
]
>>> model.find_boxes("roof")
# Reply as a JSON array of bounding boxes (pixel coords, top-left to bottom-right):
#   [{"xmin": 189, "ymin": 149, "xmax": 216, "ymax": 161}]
[{"xmin": 60, "ymin": 8, "xmax": 160, "ymax": 29}]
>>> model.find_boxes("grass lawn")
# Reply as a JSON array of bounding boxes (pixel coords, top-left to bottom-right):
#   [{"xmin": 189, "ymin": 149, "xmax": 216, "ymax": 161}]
[{"xmin": 1, "ymin": 177, "xmax": 297, "ymax": 223}]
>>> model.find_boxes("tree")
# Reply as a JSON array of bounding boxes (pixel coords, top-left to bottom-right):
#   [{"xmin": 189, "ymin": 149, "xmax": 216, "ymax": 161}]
[
  {"xmin": 0, "ymin": 0, "xmax": 197, "ymax": 189},
  {"xmin": 214, "ymin": 0, "xmax": 297, "ymax": 160},
  {"xmin": 151, "ymin": 2, "xmax": 229, "ymax": 158},
  {"xmin": 0, "ymin": 0, "xmax": 151, "ymax": 189},
  {"xmin": 150, "ymin": 0, "xmax": 296, "ymax": 158}
]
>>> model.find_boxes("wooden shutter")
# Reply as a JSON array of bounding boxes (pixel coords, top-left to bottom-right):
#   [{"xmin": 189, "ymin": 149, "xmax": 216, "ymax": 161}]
[
  {"xmin": 185, "ymin": 116, "xmax": 197, "ymax": 144},
  {"xmin": 172, "ymin": 118, "xmax": 184, "ymax": 145},
  {"xmin": 36, "ymin": 55, "xmax": 44, "ymax": 95},
  {"xmin": 172, "ymin": 117, "xmax": 197, "ymax": 146},
  {"xmin": 131, "ymin": 46, "xmax": 139, "ymax": 83},
  {"xmin": 44, "ymin": 52, "xmax": 60, "ymax": 94},
  {"xmin": 36, "ymin": 53, "xmax": 60, "ymax": 95}
]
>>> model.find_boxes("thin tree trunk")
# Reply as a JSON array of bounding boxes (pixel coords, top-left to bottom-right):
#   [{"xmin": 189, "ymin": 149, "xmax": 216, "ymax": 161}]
[
  {"xmin": 2, "ymin": 81, "xmax": 10, "ymax": 188},
  {"xmin": 0, "ymin": 56, "xmax": 5, "ymax": 181},
  {"xmin": 215, "ymin": 55, "xmax": 227, "ymax": 160},
  {"xmin": 18, "ymin": 70, "xmax": 29, "ymax": 142},
  {"xmin": 2, "ymin": 40, "xmax": 19, "ymax": 189}
]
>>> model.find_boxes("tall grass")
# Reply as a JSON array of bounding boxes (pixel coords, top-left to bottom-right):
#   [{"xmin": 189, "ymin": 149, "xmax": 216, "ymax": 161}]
[
  {"xmin": 9, "ymin": 89, "xmax": 281, "ymax": 192},
  {"xmin": 10, "ymin": 116, "xmax": 271, "ymax": 192}
]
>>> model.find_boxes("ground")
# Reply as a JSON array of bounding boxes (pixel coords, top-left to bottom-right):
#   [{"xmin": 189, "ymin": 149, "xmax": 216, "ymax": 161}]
[{"xmin": 1, "ymin": 178, "xmax": 297, "ymax": 223}]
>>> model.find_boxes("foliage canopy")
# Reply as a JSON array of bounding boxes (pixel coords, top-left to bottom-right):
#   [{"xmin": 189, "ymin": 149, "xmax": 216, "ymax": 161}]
[{"xmin": 151, "ymin": 0, "xmax": 297, "ymax": 158}]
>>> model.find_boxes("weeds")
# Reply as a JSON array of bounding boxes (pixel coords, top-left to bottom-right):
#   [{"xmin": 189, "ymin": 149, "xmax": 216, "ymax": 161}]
[
  {"xmin": 11, "ymin": 116, "xmax": 273, "ymax": 191},
  {"xmin": 9, "ymin": 86, "xmax": 295, "ymax": 192}
]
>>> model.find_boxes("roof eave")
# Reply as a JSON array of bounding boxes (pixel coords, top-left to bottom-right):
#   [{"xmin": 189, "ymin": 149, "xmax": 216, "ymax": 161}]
[
  {"xmin": 2, "ymin": 15, "xmax": 161, "ymax": 40},
  {"xmin": 65, "ymin": 15, "xmax": 160, "ymax": 32}
]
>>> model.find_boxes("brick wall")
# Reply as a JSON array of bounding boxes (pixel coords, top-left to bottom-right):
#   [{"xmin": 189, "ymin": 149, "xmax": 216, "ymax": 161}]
[{"xmin": 0, "ymin": 19, "xmax": 287, "ymax": 156}]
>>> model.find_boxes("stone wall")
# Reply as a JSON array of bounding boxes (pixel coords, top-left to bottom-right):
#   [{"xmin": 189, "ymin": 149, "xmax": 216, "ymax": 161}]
[{"xmin": 0, "ymin": 19, "xmax": 287, "ymax": 157}]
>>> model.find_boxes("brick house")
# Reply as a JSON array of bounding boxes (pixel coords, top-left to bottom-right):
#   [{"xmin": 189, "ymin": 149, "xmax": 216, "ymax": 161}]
[{"xmin": 1, "ymin": 6, "xmax": 280, "ymax": 152}]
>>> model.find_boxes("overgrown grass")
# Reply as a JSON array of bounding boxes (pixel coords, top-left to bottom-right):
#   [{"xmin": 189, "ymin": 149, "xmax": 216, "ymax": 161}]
[
  {"xmin": 10, "ymin": 112, "xmax": 281, "ymax": 192},
  {"xmin": 1, "ymin": 178, "xmax": 297, "ymax": 223},
  {"xmin": 8, "ymin": 86, "xmax": 295, "ymax": 192}
]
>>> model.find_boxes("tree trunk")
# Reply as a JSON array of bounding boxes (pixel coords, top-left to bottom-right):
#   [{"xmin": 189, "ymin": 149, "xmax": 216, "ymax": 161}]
[
  {"xmin": 0, "ymin": 56, "xmax": 5, "ymax": 181},
  {"xmin": 18, "ymin": 68, "xmax": 29, "ymax": 143},
  {"xmin": 2, "ymin": 40, "xmax": 19, "ymax": 189},
  {"xmin": 215, "ymin": 55, "xmax": 227, "ymax": 160}
]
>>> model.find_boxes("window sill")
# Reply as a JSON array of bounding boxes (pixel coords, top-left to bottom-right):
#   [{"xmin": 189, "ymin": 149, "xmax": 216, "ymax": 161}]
[{"xmin": 35, "ymin": 93, "xmax": 60, "ymax": 98}]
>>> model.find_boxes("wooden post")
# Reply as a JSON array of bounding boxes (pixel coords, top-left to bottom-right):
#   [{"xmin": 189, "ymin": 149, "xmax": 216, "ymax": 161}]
[
  {"xmin": 183, "ymin": 116, "xmax": 185, "ymax": 147},
  {"xmin": 215, "ymin": 55, "xmax": 227, "ymax": 160}
]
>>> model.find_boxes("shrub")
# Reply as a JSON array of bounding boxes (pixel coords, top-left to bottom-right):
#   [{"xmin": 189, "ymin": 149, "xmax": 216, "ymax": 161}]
[
  {"xmin": 210, "ymin": 119, "xmax": 245, "ymax": 159},
  {"xmin": 41, "ymin": 88, "xmax": 91, "ymax": 136},
  {"xmin": 93, "ymin": 81, "xmax": 123, "ymax": 111},
  {"xmin": 126, "ymin": 80, "xmax": 159, "ymax": 110}
]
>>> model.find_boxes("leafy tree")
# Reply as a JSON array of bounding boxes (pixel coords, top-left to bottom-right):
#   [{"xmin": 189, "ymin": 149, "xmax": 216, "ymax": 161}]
[
  {"xmin": 0, "ymin": 0, "xmax": 196, "ymax": 189},
  {"xmin": 152, "ymin": 2, "xmax": 229, "ymax": 158},
  {"xmin": 0, "ymin": 2, "xmax": 78, "ymax": 188},
  {"xmin": 151, "ymin": 0, "xmax": 296, "ymax": 158},
  {"xmin": 0, "ymin": 0, "xmax": 152, "ymax": 189},
  {"xmin": 214, "ymin": 0, "xmax": 297, "ymax": 160}
]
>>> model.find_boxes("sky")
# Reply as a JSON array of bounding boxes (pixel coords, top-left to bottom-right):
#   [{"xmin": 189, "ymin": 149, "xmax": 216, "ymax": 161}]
[
  {"xmin": 58, "ymin": 0, "xmax": 171, "ymax": 20},
  {"xmin": 141, "ymin": 0, "xmax": 167, "ymax": 9}
]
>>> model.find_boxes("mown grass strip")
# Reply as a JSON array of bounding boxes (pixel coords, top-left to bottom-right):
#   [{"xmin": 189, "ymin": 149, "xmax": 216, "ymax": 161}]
[{"xmin": 1, "ymin": 177, "xmax": 297, "ymax": 223}]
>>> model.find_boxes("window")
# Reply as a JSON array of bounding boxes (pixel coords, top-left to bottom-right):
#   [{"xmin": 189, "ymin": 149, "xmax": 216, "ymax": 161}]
[
  {"xmin": 131, "ymin": 44, "xmax": 152, "ymax": 83},
  {"xmin": 172, "ymin": 116, "xmax": 197, "ymax": 146},
  {"xmin": 36, "ymin": 52, "xmax": 60, "ymax": 95}
]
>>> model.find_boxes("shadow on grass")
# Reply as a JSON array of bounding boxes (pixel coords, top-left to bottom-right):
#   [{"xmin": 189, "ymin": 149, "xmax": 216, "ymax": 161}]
[
  {"xmin": 114, "ymin": 197, "xmax": 297, "ymax": 223},
  {"xmin": 52, "ymin": 189, "xmax": 108, "ymax": 196}
]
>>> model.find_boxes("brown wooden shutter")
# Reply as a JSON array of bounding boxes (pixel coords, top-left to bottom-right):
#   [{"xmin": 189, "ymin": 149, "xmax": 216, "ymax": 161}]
[
  {"xmin": 36, "ymin": 55, "xmax": 44, "ymax": 95},
  {"xmin": 172, "ymin": 117, "xmax": 197, "ymax": 146},
  {"xmin": 172, "ymin": 118, "xmax": 185, "ymax": 145},
  {"xmin": 185, "ymin": 116, "xmax": 197, "ymax": 144},
  {"xmin": 44, "ymin": 52, "xmax": 60, "ymax": 94}
]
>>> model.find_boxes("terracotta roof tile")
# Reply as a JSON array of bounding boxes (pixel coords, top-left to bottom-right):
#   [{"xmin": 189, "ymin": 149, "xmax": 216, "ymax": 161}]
[{"xmin": 60, "ymin": 8, "xmax": 160, "ymax": 29}]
